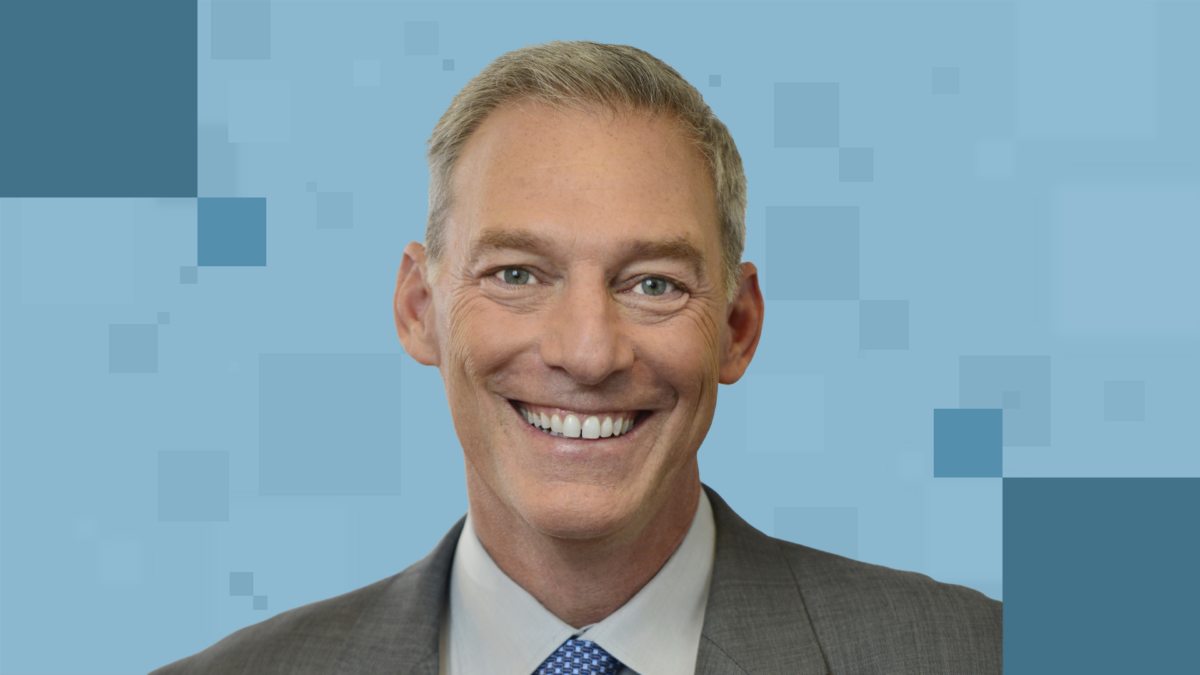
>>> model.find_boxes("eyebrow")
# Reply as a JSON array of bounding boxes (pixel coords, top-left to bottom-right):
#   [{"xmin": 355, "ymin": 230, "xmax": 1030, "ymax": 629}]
[{"xmin": 467, "ymin": 228, "xmax": 708, "ymax": 281}]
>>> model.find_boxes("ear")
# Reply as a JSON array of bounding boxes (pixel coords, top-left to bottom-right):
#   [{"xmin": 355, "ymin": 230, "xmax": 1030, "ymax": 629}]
[
  {"xmin": 393, "ymin": 241, "xmax": 440, "ymax": 367},
  {"xmin": 718, "ymin": 262, "xmax": 765, "ymax": 385}
]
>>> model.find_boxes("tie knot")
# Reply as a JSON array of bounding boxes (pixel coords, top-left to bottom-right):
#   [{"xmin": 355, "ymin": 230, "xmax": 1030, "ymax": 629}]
[{"xmin": 534, "ymin": 637, "xmax": 623, "ymax": 675}]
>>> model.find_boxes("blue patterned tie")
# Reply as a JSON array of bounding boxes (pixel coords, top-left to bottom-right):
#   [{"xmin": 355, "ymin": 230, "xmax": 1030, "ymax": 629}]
[{"xmin": 533, "ymin": 637, "xmax": 623, "ymax": 675}]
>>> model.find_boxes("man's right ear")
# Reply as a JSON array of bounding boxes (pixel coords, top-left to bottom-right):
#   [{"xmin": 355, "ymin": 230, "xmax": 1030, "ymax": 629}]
[{"xmin": 393, "ymin": 241, "xmax": 440, "ymax": 367}]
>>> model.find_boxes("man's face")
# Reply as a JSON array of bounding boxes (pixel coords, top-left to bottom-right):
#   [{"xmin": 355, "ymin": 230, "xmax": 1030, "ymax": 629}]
[{"xmin": 420, "ymin": 101, "xmax": 738, "ymax": 540}]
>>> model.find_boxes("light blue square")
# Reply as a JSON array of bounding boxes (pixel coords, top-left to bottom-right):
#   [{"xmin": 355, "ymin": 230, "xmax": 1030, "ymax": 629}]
[
  {"xmin": 253, "ymin": 595, "xmax": 268, "ymax": 610},
  {"xmin": 198, "ymin": 124, "xmax": 239, "ymax": 197},
  {"xmin": 443, "ymin": 59, "xmax": 454, "ymax": 71},
  {"xmin": 765, "ymin": 206, "xmax": 858, "ymax": 300},
  {"xmin": 405, "ymin": 21, "xmax": 438, "ymax": 55},
  {"xmin": 1105, "ymin": 381, "xmax": 1144, "ymax": 422},
  {"xmin": 316, "ymin": 192, "xmax": 353, "ymax": 229},
  {"xmin": 210, "ymin": 0, "xmax": 270, "ymax": 60},
  {"xmin": 159, "ymin": 451, "xmax": 229, "ymax": 522},
  {"xmin": 709, "ymin": 74, "xmax": 721, "ymax": 87},
  {"xmin": 227, "ymin": 80, "xmax": 290, "ymax": 143},
  {"xmin": 198, "ymin": 197, "xmax": 266, "ymax": 266},
  {"xmin": 109, "ymin": 324, "xmax": 158, "ymax": 374},
  {"xmin": 932, "ymin": 66, "xmax": 960, "ymax": 94},
  {"xmin": 960, "ymin": 356, "xmax": 1051, "ymax": 447},
  {"xmin": 1051, "ymin": 185, "xmax": 1200, "ymax": 339},
  {"xmin": 180, "ymin": 266, "xmax": 198, "ymax": 284},
  {"xmin": 353, "ymin": 59, "xmax": 380, "ymax": 87},
  {"xmin": 774, "ymin": 82, "xmax": 839, "ymax": 148},
  {"xmin": 774, "ymin": 507, "xmax": 858, "ymax": 559},
  {"xmin": 934, "ymin": 409, "xmax": 1003, "ymax": 478},
  {"xmin": 259, "ymin": 354, "xmax": 403, "ymax": 496},
  {"xmin": 1016, "ymin": 2, "xmax": 1155, "ymax": 139},
  {"xmin": 229, "ymin": 572, "xmax": 253, "ymax": 596},
  {"xmin": 859, "ymin": 300, "xmax": 908, "ymax": 349},
  {"xmin": 839, "ymin": 148, "xmax": 874, "ymax": 182},
  {"xmin": 157, "ymin": 311, "xmax": 170, "ymax": 325}
]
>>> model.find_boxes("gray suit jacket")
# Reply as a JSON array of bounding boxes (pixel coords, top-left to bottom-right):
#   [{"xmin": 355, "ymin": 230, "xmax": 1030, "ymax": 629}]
[{"xmin": 151, "ymin": 485, "xmax": 1002, "ymax": 674}]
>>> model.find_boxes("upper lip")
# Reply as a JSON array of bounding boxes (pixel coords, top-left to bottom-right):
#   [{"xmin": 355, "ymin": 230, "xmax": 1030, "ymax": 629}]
[{"xmin": 508, "ymin": 398, "xmax": 647, "ymax": 416}]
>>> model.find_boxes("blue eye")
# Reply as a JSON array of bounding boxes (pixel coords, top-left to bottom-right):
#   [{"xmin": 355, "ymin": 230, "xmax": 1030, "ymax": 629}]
[
  {"xmin": 498, "ymin": 268, "xmax": 534, "ymax": 285},
  {"xmin": 634, "ymin": 278, "xmax": 673, "ymax": 296}
]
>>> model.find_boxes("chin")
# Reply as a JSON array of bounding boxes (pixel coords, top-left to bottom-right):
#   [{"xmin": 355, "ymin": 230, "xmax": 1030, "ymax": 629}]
[{"xmin": 515, "ymin": 482, "xmax": 635, "ymax": 541}]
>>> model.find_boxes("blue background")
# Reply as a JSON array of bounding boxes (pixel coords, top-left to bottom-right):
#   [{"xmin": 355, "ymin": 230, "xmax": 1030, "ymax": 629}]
[{"xmin": 1, "ymin": 1, "xmax": 1198, "ymax": 672}]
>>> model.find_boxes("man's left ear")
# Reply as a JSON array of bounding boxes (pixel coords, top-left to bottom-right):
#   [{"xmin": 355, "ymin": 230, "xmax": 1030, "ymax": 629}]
[{"xmin": 718, "ymin": 262, "xmax": 765, "ymax": 385}]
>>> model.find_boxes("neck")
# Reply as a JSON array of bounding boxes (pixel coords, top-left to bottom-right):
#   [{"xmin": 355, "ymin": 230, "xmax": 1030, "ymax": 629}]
[{"xmin": 466, "ymin": 468, "xmax": 702, "ymax": 629}]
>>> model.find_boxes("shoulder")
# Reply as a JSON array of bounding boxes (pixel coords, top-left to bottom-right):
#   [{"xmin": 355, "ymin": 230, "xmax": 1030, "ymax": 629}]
[
  {"xmin": 775, "ymin": 537, "xmax": 1002, "ymax": 671},
  {"xmin": 148, "ymin": 574, "xmax": 396, "ymax": 675}
]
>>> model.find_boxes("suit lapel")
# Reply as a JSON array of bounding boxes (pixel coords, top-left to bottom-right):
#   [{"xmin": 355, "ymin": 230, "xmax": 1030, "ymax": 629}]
[
  {"xmin": 332, "ymin": 517, "xmax": 465, "ymax": 675},
  {"xmin": 697, "ymin": 485, "xmax": 830, "ymax": 675}
]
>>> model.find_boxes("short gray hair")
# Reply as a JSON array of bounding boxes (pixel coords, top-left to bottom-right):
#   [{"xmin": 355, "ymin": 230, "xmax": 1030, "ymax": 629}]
[{"xmin": 423, "ymin": 40, "xmax": 747, "ymax": 302}]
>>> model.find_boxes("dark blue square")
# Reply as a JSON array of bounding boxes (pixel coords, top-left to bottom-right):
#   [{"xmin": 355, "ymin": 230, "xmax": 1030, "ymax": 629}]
[
  {"xmin": 1005, "ymin": 478, "xmax": 1200, "ymax": 673},
  {"xmin": 934, "ymin": 409, "xmax": 1002, "ymax": 477},
  {"xmin": 0, "ymin": 0, "xmax": 196, "ymax": 197},
  {"xmin": 198, "ymin": 197, "xmax": 266, "ymax": 266}
]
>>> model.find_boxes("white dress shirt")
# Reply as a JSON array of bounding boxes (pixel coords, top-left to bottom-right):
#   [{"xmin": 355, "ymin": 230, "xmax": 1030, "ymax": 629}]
[{"xmin": 439, "ymin": 489, "xmax": 716, "ymax": 675}]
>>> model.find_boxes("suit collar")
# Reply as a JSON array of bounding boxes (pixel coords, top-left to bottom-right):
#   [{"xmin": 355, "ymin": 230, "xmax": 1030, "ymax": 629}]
[
  {"xmin": 331, "ymin": 486, "xmax": 831, "ymax": 675},
  {"xmin": 698, "ymin": 485, "xmax": 831, "ymax": 675},
  {"xmin": 333, "ymin": 516, "xmax": 465, "ymax": 675}
]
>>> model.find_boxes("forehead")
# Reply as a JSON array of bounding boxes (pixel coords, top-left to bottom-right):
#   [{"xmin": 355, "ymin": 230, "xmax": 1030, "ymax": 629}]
[{"xmin": 446, "ymin": 101, "xmax": 719, "ymax": 262}]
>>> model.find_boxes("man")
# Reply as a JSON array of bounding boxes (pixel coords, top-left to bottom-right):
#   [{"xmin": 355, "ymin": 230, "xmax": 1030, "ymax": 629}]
[{"xmin": 152, "ymin": 41, "xmax": 1001, "ymax": 674}]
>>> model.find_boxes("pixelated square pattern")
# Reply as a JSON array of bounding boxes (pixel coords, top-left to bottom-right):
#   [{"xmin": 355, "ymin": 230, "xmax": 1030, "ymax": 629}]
[
  {"xmin": 109, "ymin": 324, "xmax": 158, "ymax": 374},
  {"xmin": 1004, "ymin": 478, "xmax": 1200, "ymax": 672},
  {"xmin": 210, "ymin": 0, "xmax": 271, "ymax": 60},
  {"xmin": 227, "ymin": 80, "xmax": 291, "ymax": 143},
  {"xmin": 747, "ymin": 373, "xmax": 824, "ymax": 452},
  {"xmin": 1052, "ymin": 185, "xmax": 1200, "ymax": 339},
  {"xmin": 765, "ymin": 206, "xmax": 859, "ymax": 300},
  {"xmin": 229, "ymin": 572, "xmax": 253, "ymax": 596},
  {"xmin": 774, "ymin": 82, "xmax": 839, "ymax": 148},
  {"xmin": 860, "ymin": 300, "xmax": 908, "ymax": 349},
  {"xmin": 960, "ymin": 355, "xmax": 1051, "ymax": 447},
  {"xmin": 839, "ymin": 148, "xmax": 874, "ymax": 182},
  {"xmin": 404, "ymin": 21, "xmax": 437, "ymax": 55},
  {"xmin": 258, "ymin": 354, "xmax": 403, "ymax": 496},
  {"xmin": 1016, "ymin": 2, "xmax": 1155, "ymax": 139},
  {"xmin": 198, "ymin": 197, "xmax": 267, "ymax": 266},
  {"xmin": 316, "ymin": 192, "xmax": 354, "ymax": 229},
  {"xmin": 1105, "ymin": 381, "xmax": 1145, "ymax": 422},
  {"xmin": 774, "ymin": 507, "xmax": 858, "ymax": 559},
  {"xmin": 934, "ymin": 409, "xmax": 1003, "ymax": 478},
  {"xmin": 159, "ymin": 451, "xmax": 230, "ymax": 521}
]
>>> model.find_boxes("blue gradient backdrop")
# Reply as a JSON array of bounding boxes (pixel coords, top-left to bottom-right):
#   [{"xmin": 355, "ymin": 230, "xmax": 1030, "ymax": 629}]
[{"xmin": 2, "ymin": 1, "xmax": 1198, "ymax": 672}]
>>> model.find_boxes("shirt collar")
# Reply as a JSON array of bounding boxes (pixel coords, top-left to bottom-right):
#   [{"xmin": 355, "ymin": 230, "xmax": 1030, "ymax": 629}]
[{"xmin": 445, "ymin": 489, "xmax": 716, "ymax": 675}]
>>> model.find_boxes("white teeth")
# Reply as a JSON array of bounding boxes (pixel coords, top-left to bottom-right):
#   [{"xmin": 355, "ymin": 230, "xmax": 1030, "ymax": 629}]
[
  {"xmin": 582, "ymin": 415, "xmax": 601, "ymax": 439},
  {"xmin": 563, "ymin": 414, "xmax": 582, "ymax": 438},
  {"xmin": 550, "ymin": 414, "xmax": 563, "ymax": 434},
  {"xmin": 539, "ymin": 412, "xmax": 550, "ymax": 429},
  {"xmin": 600, "ymin": 416, "xmax": 613, "ymax": 438},
  {"xmin": 623, "ymin": 416, "xmax": 633, "ymax": 434}
]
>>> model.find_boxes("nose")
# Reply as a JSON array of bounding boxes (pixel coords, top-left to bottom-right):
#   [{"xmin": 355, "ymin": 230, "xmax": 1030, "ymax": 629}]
[{"xmin": 539, "ymin": 273, "xmax": 635, "ymax": 386}]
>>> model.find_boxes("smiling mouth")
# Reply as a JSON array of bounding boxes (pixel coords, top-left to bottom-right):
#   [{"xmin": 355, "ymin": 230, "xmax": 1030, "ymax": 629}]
[{"xmin": 508, "ymin": 399, "xmax": 646, "ymax": 439}]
